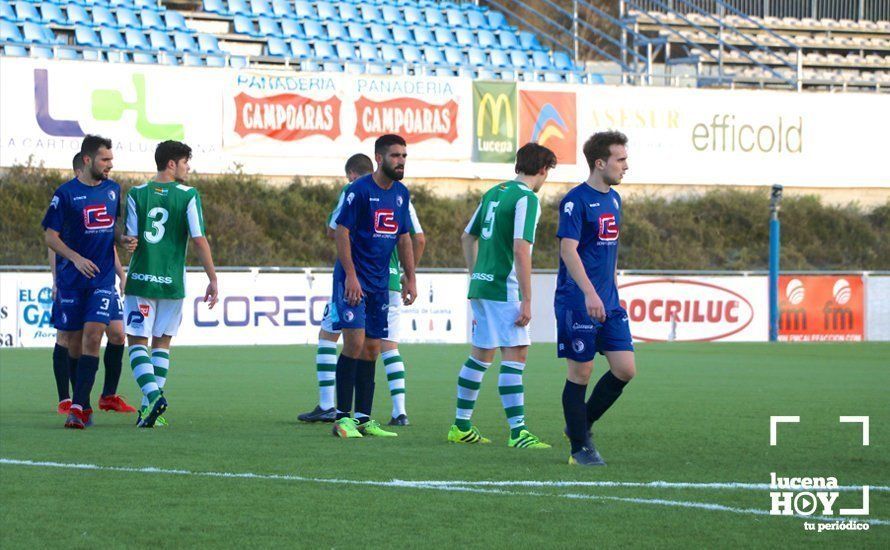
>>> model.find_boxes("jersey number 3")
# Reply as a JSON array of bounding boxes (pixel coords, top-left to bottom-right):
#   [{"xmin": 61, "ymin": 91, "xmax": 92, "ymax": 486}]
[{"xmin": 144, "ymin": 207, "xmax": 169, "ymax": 244}]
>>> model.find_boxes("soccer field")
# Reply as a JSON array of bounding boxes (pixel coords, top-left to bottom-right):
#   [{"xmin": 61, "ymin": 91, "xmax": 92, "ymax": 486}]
[{"xmin": 0, "ymin": 343, "xmax": 887, "ymax": 548}]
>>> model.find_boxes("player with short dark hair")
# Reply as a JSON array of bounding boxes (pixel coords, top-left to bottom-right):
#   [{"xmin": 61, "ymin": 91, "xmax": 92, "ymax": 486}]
[
  {"xmin": 447, "ymin": 142, "xmax": 556, "ymax": 448},
  {"xmin": 124, "ymin": 140, "xmax": 218, "ymax": 428},
  {"xmin": 557, "ymin": 131, "xmax": 636, "ymax": 466},
  {"xmin": 43, "ymin": 135, "xmax": 136, "ymax": 428},
  {"xmin": 330, "ymin": 134, "xmax": 417, "ymax": 438}
]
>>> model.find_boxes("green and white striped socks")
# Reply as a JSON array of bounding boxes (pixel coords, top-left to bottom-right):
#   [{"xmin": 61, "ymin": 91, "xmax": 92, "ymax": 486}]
[
  {"xmin": 128, "ymin": 345, "xmax": 161, "ymax": 403},
  {"xmin": 454, "ymin": 356, "xmax": 491, "ymax": 430},
  {"xmin": 499, "ymin": 361, "xmax": 526, "ymax": 437},
  {"xmin": 382, "ymin": 349, "xmax": 406, "ymax": 417},
  {"xmin": 316, "ymin": 339, "xmax": 338, "ymax": 410}
]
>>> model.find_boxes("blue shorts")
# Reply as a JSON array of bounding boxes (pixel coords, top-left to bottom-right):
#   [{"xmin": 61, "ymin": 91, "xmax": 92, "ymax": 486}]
[
  {"xmin": 53, "ymin": 286, "xmax": 122, "ymax": 331},
  {"xmin": 330, "ymin": 281, "xmax": 390, "ymax": 340},
  {"xmin": 555, "ymin": 305, "xmax": 634, "ymax": 362}
]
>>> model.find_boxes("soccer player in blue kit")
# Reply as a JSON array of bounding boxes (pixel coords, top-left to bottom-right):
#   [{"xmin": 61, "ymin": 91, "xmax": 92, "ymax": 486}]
[
  {"xmin": 42, "ymin": 135, "xmax": 136, "ymax": 429},
  {"xmin": 330, "ymin": 134, "xmax": 418, "ymax": 438},
  {"xmin": 556, "ymin": 131, "xmax": 637, "ymax": 466}
]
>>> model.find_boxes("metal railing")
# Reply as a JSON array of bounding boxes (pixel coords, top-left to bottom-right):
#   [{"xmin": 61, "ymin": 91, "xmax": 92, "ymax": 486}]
[{"xmin": 630, "ymin": 0, "xmax": 890, "ymax": 21}]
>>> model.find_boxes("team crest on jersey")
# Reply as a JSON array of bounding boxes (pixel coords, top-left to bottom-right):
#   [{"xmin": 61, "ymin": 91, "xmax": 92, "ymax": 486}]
[
  {"xmin": 564, "ymin": 201, "xmax": 574, "ymax": 216},
  {"xmin": 374, "ymin": 209, "xmax": 398, "ymax": 235},
  {"xmin": 50, "ymin": 196, "xmax": 59, "ymax": 209},
  {"xmin": 346, "ymin": 192, "xmax": 355, "ymax": 205},
  {"xmin": 139, "ymin": 304, "xmax": 151, "ymax": 316},
  {"xmin": 598, "ymin": 213, "xmax": 619, "ymax": 241},
  {"xmin": 613, "ymin": 197, "xmax": 620, "ymax": 210},
  {"xmin": 344, "ymin": 310, "xmax": 355, "ymax": 322},
  {"xmin": 572, "ymin": 339, "xmax": 586, "ymax": 353},
  {"xmin": 396, "ymin": 195, "xmax": 403, "ymax": 207},
  {"xmin": 108, "ymin": 190, "xmax": 116, "ymax": 201},
  {"xmin": 83, "ymin": 204, "xmax": 114, "ymax": 229}
]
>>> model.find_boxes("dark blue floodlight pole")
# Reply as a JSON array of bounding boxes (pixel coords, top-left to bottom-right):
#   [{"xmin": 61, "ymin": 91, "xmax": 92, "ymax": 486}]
[{"xmin": 769, "ymin": 184, "xmax": 783, "ymax": 342}]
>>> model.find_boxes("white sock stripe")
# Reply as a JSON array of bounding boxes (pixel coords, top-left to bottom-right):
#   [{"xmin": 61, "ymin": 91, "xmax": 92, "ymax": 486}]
[
  {"xmin": 132, "ymin": 364, "xmax": 155, "ymax": 379},
  {"xmin": 389, "ymin": 379, "xmax": 406, "ymax": 390},
  {"xmin": 381, "ymin": 349, "xmax": 400, "ymax": 360},
  {"xmin": 318, "ymin": 339, "xmax": 338, "ymax": 347},
  {"xmin": 498, "ymin": 374, "xmax": 523, "ymax": 387},
  {"xmin": 317, "ymin": 372, "xmax": 336, "ymax": 382},
  {"xmin": 384, "ymin": 362, "xmax": 405, "ymax": 374},
  {"xmin": 459, "ymin": 367, "xmax": 486, "ymax": 383},
  {"xmin": 500, "ymin": 393, "xmax": 524, "ymax": 408},
  {"xmin": 128, "ymin": 347, "xmax": 150, "ymax": 359},
  {"xmin": 507, "ymin": 415, "xmax": 525, "ymax": 428},
  {"xmin": 468, "ymin": 356, "xmax": 491, "ymax": 369},
  {"xmin": 151, "ymin": 357, "xmax": 170, "ymax": 368},
  {"xmin": 501, "ymin": 361, "xmax": 525, "ymax": 371},
  {"xmin": 316, "ymin": 356, "xmax": 337, "ymax": 366},
  {"xmin": 457, "ymin": 387, "xmax": 479, "ymax": 401},
  {"xmin": 319, "ymin": 387, "xmax": 335, "ymax": 410},
  {"xmin": 455, "ymin": 408, "xmax": 473, "ymax": 420}
]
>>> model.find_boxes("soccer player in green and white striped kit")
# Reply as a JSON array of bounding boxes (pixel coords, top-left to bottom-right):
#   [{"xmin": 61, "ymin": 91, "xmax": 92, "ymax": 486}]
[
  {"xmin": 124, "ymin": 141, "xmax": 219, "ymax": 428},
  {"xmin": 447, "ymin": 142, "xmax": 556, "ymax": 448}
]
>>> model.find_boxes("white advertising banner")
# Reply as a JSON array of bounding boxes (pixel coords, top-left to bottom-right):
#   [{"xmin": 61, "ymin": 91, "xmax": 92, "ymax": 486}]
[
  {"xmin": 0, "ymin": 272, "xmax": 24, "ymax": 347},
  {"xmin": 6, "ymin": 272, "xmax": 57, "ymax": 348},
  {"xmin": 617, "ymin": 276, "xmax": 769, "ymax": 342},
  {"xmin": 399, "ymin": 273, "xmax": 469, "ymax": 343}
]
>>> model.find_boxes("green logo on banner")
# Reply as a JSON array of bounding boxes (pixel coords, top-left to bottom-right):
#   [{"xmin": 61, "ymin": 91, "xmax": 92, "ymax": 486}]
[
  {"xmin": 473, "ymin": 81, "xmax": 517, "ymax": 163},
  {"xmin": 91, "ymin": 74, "xmax": 184, "ymax": 141}
]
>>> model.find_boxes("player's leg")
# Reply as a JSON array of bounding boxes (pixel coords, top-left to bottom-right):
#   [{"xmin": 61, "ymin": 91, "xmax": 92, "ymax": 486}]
[
  {"xmin": 586, "ymin": 309, "xmax": 635, "ymax": 430},
  {"xmin": 329, "ymin": 280, "xmax": 366, "ymax": 437},
  {"xmin": 141, "ymin": 299, "xmax": 183, "ymax": 427},
  {"xmin": 97, "ymin": 294, "xmax": 134, "ymax": 412},
  {"xmin": 123, "ymin": 295, "xmax": 166, "ymax": 427},
  {"xmin": 297, "ymin": 299, "xmax": 340, "ymax": 422},
  {"xmin": 52, "ymin": 328, "xmax": 72, "ymax": 414},
  {"xmin": 147, "ymin": 334, "xmax": 173, "ymax": 426},
  {"xmin": 448, "ymin": 299, "xmax": 495, "ymax": 443},
  {"xmin": 352, "ymin": 292, "xmax": 396, "ymax": 437},
  {"xmin": 381, "ymin": 290, "xmax": 407, "ymax": 425},
  {"xmin": 500, "ymin": 344, "xmax": 548, "ymax": 449},
  {"xmin": 68, "ymin": 320, "xmax": 105, "ymax": 426}
]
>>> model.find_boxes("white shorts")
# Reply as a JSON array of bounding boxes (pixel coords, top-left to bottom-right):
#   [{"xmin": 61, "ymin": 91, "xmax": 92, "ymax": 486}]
[
  {"xmin": 124, "ymin": 295, "xmax": 183, "ymax": 339},
  {"xmin": 470, "ymin": 299, "xmax": 530, "ymax": 349},
  {"xmin": 320, "ymin": 292, "xmax": 401, "ymax": 342}
]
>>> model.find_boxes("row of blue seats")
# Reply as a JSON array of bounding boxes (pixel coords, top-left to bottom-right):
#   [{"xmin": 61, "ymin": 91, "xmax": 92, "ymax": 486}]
[
  {"xmin": 203, "ymin": 0, "xmax": 509, "ymax": 31},
  {"xmin": 231, "ymin": 17, "xmax": 543, "ymax": 52},
  {"xmin": 264, "ymin": 38, "xmax": 574, "ymax": 71},
  {"xmin": 0, "ymin": 2, "xmax": 183, "ymax": 31},
  {"xmin": 1, "ymin": 43, "xmax": 239, "ymax": 65},
  {"xmin": 12, "ymin": 0, "xmax": 161, "ymax": 9}
]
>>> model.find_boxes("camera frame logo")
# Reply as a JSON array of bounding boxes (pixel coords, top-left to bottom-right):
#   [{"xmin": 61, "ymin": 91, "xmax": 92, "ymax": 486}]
[{"xmin": 769, "ymin": 416, "xmax": 872, "ymax": 532}]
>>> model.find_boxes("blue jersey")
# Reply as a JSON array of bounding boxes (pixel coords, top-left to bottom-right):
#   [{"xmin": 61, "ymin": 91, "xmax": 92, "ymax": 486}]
[
  {"xmin": 333, "ymin": 174, "xmax": 410, "ymax": 293},
  {"xmin": 555, "ymin": 183, "xmax": 622, "ymax": 311},
  {"xmin": 41, "ymin": 178, "xmax": 120, "ymax": 290}
]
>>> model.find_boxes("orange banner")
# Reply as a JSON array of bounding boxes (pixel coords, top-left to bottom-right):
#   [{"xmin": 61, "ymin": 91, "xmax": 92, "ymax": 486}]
[
  {"xmin": 778, "ymin": 275, "xmax": 864, "ymax": 341},
  {"xmin": 354, "ymin": 96, "xmax": 458, "ymax": 144},
  {"xmin": 233, "ymin": 92, "xmax": 341, "ymax": 141},
  {"xmin": 519, "ymin": 90, "xmax": 576, "ymax": 164}
]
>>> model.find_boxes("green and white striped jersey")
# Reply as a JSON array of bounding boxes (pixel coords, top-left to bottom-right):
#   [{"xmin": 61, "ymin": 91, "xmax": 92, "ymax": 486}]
[
  {"xmin": 465, "ymin": 181, "xmax": 540, "ymax": 302},
  {"xmin": 125, "ymin": 181, "xmax": 205, "ymax": 299}
]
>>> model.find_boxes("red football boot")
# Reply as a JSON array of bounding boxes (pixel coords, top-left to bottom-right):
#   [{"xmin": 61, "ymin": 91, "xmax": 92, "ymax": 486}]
[
  {"xmin": 57, "ymin": 399, "xmax": 72, "ymax": 415},
  {"xmin": 64, "ymin": 407, "xmax": 88, "ymax": 429},
  {"xmin": 99, "ymin": 394, "xmax": 137, "ymax": 413}
]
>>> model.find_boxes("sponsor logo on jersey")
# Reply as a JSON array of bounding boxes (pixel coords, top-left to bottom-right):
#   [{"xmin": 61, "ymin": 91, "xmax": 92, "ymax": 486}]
[
  {"xmin": 598, "ymin": 213, "xmax": 619, "ymax": 241},
  {"xmin": 153, "ymin": 187, "xmax": 169, "ymax": 196},
  {"xmin": 571, "ymin": 322, "xmax": 595, "ymax": 331},
  {"xmin": 127, "ymin": 310, "xmax": 144, "ymax": 326},
  {"xmin": 396, "ymin": 195, "xmax": 403, "ymax": 207},
  {"xmin": 471, "ymin": 272, "xmax": 495, "ymax": 282},
  {"xmin": 50, "ymin": 196, "xmax": 59, "ymax": 209},
  {"xmin": 613, "ymin": 197, "xmax": 620, "ymax": 210},
  {"xmin": 83, "ymin": 204, "xmax": 114, "ymax": 229},
  {"xmin": 130, "ymin": 272, "xmax": 174, "ymax": 284},
  {"xmin": 590, "ymin": 203, "xmax": 600, "ymax": 207},
  {"xmin": 374, "ymin": 209, "xmax": 398, "ymax": 235},
  {"xmin": 346, "ymin": 192, "xmax": 355, "ymax": 205},
  {"xmin": 108, "ymin": 190, "xmax": 116, "ymax": 201},
  {"xmin": 563, "ymin": 201, "xmax": 574, "ymax": 216}
]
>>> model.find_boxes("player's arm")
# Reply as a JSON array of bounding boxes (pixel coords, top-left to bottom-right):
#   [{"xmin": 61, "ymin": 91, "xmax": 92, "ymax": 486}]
[
  {"xmin": 397, "ymin": 233, "xmax": 417, "ymax": 305},
  {"xmin": 560, "ymin": 238, "xmax": 605, "ymax": 322},
  {"xmin": 326, "ymin": 187, "xmax": 348, "ymax": 240},
  {"xmin": 48, "ymin": 248, "xmax": 57, "ymax": 300},
  {"xmin": 461, "ymin": 201, "xmax": 483, "ymax": 271},
  {"xmin": 187, "ymin": 192, "xmax": 218, "ymax": 308},
  {"xmin": 406, "ymin": 201, "xmax": 425, "ymax": 266},
  {"xmin": 335, "ymin": 225, "xmax": 361, "ymax": 306},
  {"xmin": 514, "ymin": 239, "xmax": 532, "ymax": 327},
  {"xmin": 114, "ymin": 246, "xmax": 126, "ymax": 295},
  {"xmin": 45, "ymin": 229, "xmax": 99, "ymax": 279}
]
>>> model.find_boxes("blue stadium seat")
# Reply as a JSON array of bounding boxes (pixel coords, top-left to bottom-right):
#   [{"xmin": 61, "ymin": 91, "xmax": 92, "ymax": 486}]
[
  {"xmin": 197, "ymin": 33, "xmax": 222, "ymax": 53},
  {"xmin": 257, "ymin": 16, "xmax": 282, "ymax": 37},
  {"xmin": 334, "ymin": 40, "xmax": 355, "ymax": 60},
  {"xmin": 423, "ymin": 7, "xmax": 444, "ymax": 27},
  {"xmin": 339, "ymin": 3, "xmax": 359, "ymax": 22},
  {"xmin": 531, "ymin": 50, "xmax": 551, "ymax": 70},
  {"xmin": 360, "ymin": 5, "xmax": 380, "ymax": 23},
  {"xmin": 132, "ymin": 51, "xmax": 156, "ymax": 64},
  {"xmin": 519, "ymin": 31, "xmax": 544, "ymax": 51},
  {"xmin": 586, "ymin": 73, "xmax": 605, "ymax": 84},
  {"xmin": 149, "ymin": 29, "xmax": 175, "ymax": 51},
  {"xmin": 115, "ymin": 8, "xmax": 141, "ymax": 29},
  {"xmin": 369, "ymin": 23, "xmax": 390, "ymax": 43},
  {"xmin": 55, "ymin": 47, "xmax": 80, "ymax": 60},
  {"xmin": 552, "ymin": 51, "xmax": 573, "ymax": 71},
  {"xmin": 433, "ymin": 28, "xmax": 452, "ymax": 45},
  {"xmin": 230, "ymin": 55, "xmax": 249, "ymax": 68},
  {"xmin": 124, "ymin": 28, "xmax": 151, "ymax": 50},
  {"xmin": 466, "ymin": 47, "xmax": 486, "ymax": 66},
  {"xmin": 294, "ymin": 1, "xmax": 316, "ymax": 20},
  {"xmin": 202, "ymin": 0, "xmax": 228, "ymax": 15},
  {"xmin": 543, "ymin": 71, "xmax": 562, "ymax": 83},
  {"xmin": 401, "ymin": 44, "xmax": 422, "ymax": 64},
  {"xmin": 380, "ymin": 5, "xmax": 398, "ymax": 24},
  {"xmin": 445, "ymin": 8, "xmax": 466, "ymax": 29},
  {"xmin": 490, "ymin": 49, "xmax": 509, "ymax": 68},
  {"xmin": 422, "ymin": 45, "xmax": 444, "ymax": 65},
  {"xmin": 379, "ymin": 43, "xmax": 401, "ymax": 63},
  {"xmin": 31, "ymin": 45, "xmax": 53, "ymax": 58},
  {"xmin": 288, "ymin": 38, "xmax": 311, "ymax": 58},
  {"xmin": 316, "ymin": 1, "xmax": 336, "ymax": 20},
  {"xmin": 206, "ymin": 55, "xmax": 226, "ymax": 67},
  {"xmin": 477, "ymin": 30, "xmax": 497, "ymax": 49},
  {"xmin": 14, "ymin": 2, "xmax": 42, "ymax": 23},
  {"xmin": 65, "ymin": 4, "xmax": 90, "ymax": 26},
  {"xmin": 228, "ymin": 0, "xmax": 252, "ymax": 16},
  {"xmin": 498, "ymin": 32, "xmax": 519, "ymax": 50},
  {"xmin": 433, "ymin": 67, "xmax": 453, "ymax": 77},
  {"xmin": 249, "ymin": 0, "xmax": 270, "ymax": 17},
  {"xmin": 391, "ymin": 26, "xmax": 411, "ymax": 44},
  {"xmin": 1, "ymin": 3, "xmax": 17, "ymax": 23},
  {"xmin": 164, "ymin": 11, "xmax": 189, "ymax": 31},
  {"xmin": 183, "ymin": 53, "xmax": 204, "ymax": 66},
  {"xmin": 403, "ymin": 6, "xmax": 422, "ymax": 26},
  {"xmin": 132, "ymin": 0, "xmax": 163, "ymax": 11},
  {"xmin": 265, "ymin": 36, "xmax": 288, "ymax": 56},
  {"xmin": 271, "ymin": 0, "xmax": 293, "ymax": 17},
  {"xmin": 82, "ymin": 49, "xmax": 104, "ymax": 62},
  {"xmin": 280, "ymin": 19, "xmax": 303, "ymax": 37},
  {"xmin": 2, "ymin": 44, "xmax": 28, "ymax": 56},
  {"xmin": 454, "ymin": 27, "xmax": 473, "ymax": 47},
  {"xmin": 323, "ymin": 61, "xmax": 343, "ymax": 72},
  {"xmin": 90, "ymin": 6, "xmax": 115, "ymax": 28},
  {"xmin": 509, "ymin": 50, "xmax": 527, "ymax": 69},
  {"xmin": 173, "ymin": 31, "xmax": 199, "ymax": 52},
  {"xmin": 99, "ymin": 28, "xmax": 125, "ymax": 48},
  {"xmin": 346, "ymin": 22, "xmax": 368, "ymax": 41},
  {"xmin": 326, "ymin": 21, "xmax": 348, "ymax": 41},
  {"xmin": 24, "ymin": 21, "xmax": 59, "ymax": 44},
  {"xmin": 139, "ymin": 8, "xmax": 166, "ymax": 31},
  {"xmin": 457, "ymin": 66, "xmax": 475, "ymax": 79},
  {"xmin": 315, "ymin": 41, "xmax": 338, "ymax": 60},
  {"xmin": 344, "ymin": 61, "xmax": 364, "ymax": 75},
  {"xmin": 488, "ymin": 11, "xmax": 508, "ymax": 31},
  {"xmin": 443, "ymin": 46, "xmax": 463, "ymax": 66},
  {"xmin": 357, "ymin": 42, "xmax": 376, "ymax": 61},
  {"xmin": 413, "ymin": 27, "xmax": 433, "ymax": 45},
  {"xmin": 303, "ymin": 20, "xmax": 324, "ymax": 39},
  {"xmin": 73, "ymin": 24, "xmax": 100, "ymax": 47},
  {"xmin": 466, "ymin": 10, "xmax": 488, "ymax": 30},
  {"xmin": 366, "ymin": 63, "xmax": 387, "ymax": 75},
  {"xmin": 233, "ymin": 15, "xmax": 259, "ymax": 37}
]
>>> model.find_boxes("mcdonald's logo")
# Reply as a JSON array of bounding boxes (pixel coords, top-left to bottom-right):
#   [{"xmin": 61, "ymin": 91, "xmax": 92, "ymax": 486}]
[{"xmin": 473, "ymin": 81, "xmax": 517, "ymax": 163}]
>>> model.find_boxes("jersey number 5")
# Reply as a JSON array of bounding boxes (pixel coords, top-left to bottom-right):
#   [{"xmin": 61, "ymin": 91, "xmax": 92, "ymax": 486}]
[
  {"xmin": 144, "ymin": 207, "xmax": 169, "ymax": 244},
  {"xmin": 480, "ymin": 201, "xmax": 499, "ymax": 240}
]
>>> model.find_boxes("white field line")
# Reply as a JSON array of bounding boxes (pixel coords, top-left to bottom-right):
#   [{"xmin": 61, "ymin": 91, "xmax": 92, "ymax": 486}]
[
  {"xmin": 1, "ymin": 458, "xmax": 886, "ymax": 526},
  {"xmin": 404, "ymin": 479, "xmax": 890, "ymax": 492}
]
